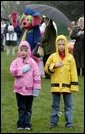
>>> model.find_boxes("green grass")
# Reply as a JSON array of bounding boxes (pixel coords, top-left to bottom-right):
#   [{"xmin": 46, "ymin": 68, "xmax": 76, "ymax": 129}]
[{"xmin": 1, "ymin": 51, "xmax": 84, "ymax": 133}]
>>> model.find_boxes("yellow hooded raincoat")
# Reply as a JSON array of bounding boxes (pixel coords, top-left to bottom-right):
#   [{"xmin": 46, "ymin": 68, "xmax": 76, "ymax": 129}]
[{"xmin": 45, "ymin": 35, "xmax": 79, "ymax": 93}]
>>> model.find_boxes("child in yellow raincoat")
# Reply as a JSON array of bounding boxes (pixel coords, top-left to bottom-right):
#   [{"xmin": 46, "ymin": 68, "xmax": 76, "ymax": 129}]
[{"xmin": 45, "ymin": 35, "xmax": 79, "ymax": 128}]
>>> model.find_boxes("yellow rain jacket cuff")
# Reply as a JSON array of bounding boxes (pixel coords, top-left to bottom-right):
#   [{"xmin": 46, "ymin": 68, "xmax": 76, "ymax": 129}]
[{"xmin": 49, "ymin": 63, "xmax": 56, "ymax": 73}]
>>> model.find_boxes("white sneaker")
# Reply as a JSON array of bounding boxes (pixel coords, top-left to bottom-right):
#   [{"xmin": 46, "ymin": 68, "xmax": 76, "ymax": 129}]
[
  {"xmin": 17, "ymin": 127, "xmax": 23, "ymax": 130},
  {"xmin": 24, "ymin": 127, "xmax": 31, "ymax": 130}
]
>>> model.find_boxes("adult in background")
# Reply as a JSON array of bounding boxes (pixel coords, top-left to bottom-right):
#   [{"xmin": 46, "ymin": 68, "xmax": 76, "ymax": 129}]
[
  {"xmin": 67, "ymin": 21, "xmax": 76, "ymax": 37},
  {"xmin": 70, "ymin": 17, "xmax": 84, "ymax": 76},
  {"xmin": 1, "ymin": 19, "xmax": 6, "ymax": 51},
  {"xmin": 39, "ymin": 16, "xmax": 49, "ymax": 38},
  {"xmin": 40, "ymin": 19, "xmax": 57, "ymax": 78},
  {"xmin": 5, "ymin": 22, "xmax": 18, "ymax": 55}
]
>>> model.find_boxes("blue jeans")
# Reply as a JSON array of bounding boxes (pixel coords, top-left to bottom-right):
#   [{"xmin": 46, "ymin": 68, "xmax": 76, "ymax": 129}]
[
  {"xmin": 50, "ymin": 93, "xmax": 73, "ymax": 127},
  {"xmin": 16, "ymin": 93, "xmax": 33, "ymax": 128}
]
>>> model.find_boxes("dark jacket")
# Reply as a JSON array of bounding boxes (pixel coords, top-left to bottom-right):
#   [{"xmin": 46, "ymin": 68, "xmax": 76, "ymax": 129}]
[
  {"xmin": 70, "ymin": 26, "xmax": 84, "ymax": 68},
  {"xmin": 41, "ymin": 20, "xmax": 56, "ymax": 55}
]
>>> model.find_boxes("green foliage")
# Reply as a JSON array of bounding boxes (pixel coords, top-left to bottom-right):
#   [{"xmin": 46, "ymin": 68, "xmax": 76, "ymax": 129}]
[
  {"xmin": 2, "ymin": 1, "xmax": 84, "ymax": 21},
  {"xmin": 1, "ymin": 52, "xmax": 84, "ymax": 133}
]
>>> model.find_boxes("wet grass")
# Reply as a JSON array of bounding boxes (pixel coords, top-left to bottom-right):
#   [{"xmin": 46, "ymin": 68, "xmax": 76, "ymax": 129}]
[{"xmin": 1, "ymin": 51, "xmax": 84, "ymax": 133}]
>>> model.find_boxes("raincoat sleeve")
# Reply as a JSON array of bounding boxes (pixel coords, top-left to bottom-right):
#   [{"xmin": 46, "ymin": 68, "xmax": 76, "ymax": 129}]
[
  {"xmin": 10, "ymin": 59, "xmax": 23, "ymax": 77},
  {"xmin": 33, "ymin": 62, "xmax": 41, "ymax": 90},
  {"xmin": 45, "ymin": 54, "xmax": 56, "ymax": 74},
  {"xmin": 70, "ymin": 56, "xmax": 79, "ymax": 92}
]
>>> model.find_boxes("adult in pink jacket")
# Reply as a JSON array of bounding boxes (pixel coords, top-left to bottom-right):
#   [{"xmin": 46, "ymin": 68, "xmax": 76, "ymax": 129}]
[{"xmin": 10, "ymin": 40, "xmax": 41, "ymax": 130}]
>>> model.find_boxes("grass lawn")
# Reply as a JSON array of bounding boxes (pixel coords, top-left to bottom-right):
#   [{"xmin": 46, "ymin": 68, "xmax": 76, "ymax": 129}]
[{"xmin": 1, "ymin": 51, "xmax": 84, "ymax": 133}]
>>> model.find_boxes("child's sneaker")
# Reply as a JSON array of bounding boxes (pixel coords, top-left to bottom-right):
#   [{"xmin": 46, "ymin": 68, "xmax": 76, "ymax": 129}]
[
  {"xmin": 17, "ymin": 127, "xmax": 23, "ymax": 130},
  {"xmin": 49, "ymin": 123, "xmax": 57, "ymax": 129},
  {"xmin": 24, "ymin": 127, "xmax": 31, "ymax": 130}
]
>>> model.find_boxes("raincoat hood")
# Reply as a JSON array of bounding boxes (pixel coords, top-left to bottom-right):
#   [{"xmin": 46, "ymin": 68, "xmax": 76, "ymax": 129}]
[
  {"xmin": 55, "ymin": 35, "xmax": 68, "ymax": 56},
  {"xmin": 18, "ymin": 41, "xmax": 31, "ymax": 58}
]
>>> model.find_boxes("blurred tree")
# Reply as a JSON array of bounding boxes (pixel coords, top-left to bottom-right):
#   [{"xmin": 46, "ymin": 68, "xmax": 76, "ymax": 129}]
[
  {"xmin": 1, "ymin": 1, "xmax": 84, "ymax": 35},
  {"xmin": 1, "ymin": 1, "xmax": 84, "ymax": 21},
  {"xmin": 1, "ymin": 1, "xmax": 31, "ymax": 17}
]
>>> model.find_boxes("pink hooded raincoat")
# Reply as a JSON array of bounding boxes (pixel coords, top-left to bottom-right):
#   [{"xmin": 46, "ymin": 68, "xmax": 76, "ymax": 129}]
[{"xmin": 10, "ymin": 41, "xmax": 41, "ymax": 96}]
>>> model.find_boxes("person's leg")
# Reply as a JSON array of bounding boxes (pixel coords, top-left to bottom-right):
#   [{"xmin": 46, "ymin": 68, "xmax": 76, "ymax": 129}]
[
  {"xmin": 1, "ymin": 34, "xmax": 4, "ymax": 51},
  {"xmin": 50, "ymin": 93, "xmax": 61, "ymax": 127},
  {"xmin": 16, "ymin": 93, "xmax": 26, "ymax": 128},
  {"xmin": 38, "ymin": 58, "xmax": 45, "ymax": 77},
  {"xmin": 77, "ymin": 68, "xmax": 80, "ymax": 76},
  {"xmin": 43, "ymin": 54, "xmax": 50, "ymax": 79},
  {"xmin": 6, "ymin": 41, "xmax": 11, "ymax": 55},
  {"xmin": 12, "ymin": 46, "xmax": 16, "ymax": 55},
  {"xmin": 5, "ymin": 45, "xmax": 10, "ymax": 55},
  {"xmin": 82, "ymin": 68, "xmax": 84, "ymax": 76},
  {"xmin": 24, "ymin": 96, "xmax": 33, "ymax": 129},
  {"xmin": 63, "ymin": 93, "xmax": 73, "ymax": 127},
  {"xmin": 12, "ymin": 41, "xmax": 17, "ymax": 55}
]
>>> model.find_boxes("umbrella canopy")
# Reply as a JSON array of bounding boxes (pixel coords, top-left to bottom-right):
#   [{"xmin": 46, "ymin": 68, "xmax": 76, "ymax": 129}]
[{"xmin": 25, "ymin": 4, "xmax": 70, "ymax": 26}]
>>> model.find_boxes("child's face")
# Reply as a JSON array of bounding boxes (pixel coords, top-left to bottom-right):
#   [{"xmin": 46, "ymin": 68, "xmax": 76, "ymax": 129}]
[
  {"xmin": 20, "ymin": 45, "xmax": 28, "ymax": 59},
  {"xmin": 57, "ymin": 39, "xmax": 65, "ymax": 52}
]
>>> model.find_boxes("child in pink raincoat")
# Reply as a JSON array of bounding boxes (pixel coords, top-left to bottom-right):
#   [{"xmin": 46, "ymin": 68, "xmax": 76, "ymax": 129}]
[{"xmin": 10, "ymin": 41, "xmax": 41, "ymax": 130}]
